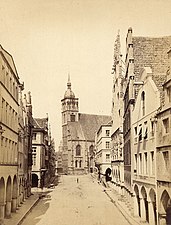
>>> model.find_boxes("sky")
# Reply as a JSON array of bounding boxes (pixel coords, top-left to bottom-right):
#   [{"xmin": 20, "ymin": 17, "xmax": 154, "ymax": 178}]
[{"xmin": 0, "ymin": 0, "xmax": 171, "ymax": 149}]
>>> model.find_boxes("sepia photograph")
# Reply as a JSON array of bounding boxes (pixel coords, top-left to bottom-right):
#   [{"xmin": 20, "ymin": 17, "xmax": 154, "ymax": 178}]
[{"xmin": 0, "ymin": 0, "xmax": 171, "ymax": 224}]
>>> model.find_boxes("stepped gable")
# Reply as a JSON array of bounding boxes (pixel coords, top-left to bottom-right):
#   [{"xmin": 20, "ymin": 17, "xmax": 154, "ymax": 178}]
[
  {"xmin": 132, "ymin": 35, "xmax": 171, "ymax": 104},
  {"xmin": 78, "ymin": 113, "xmax": 111, "ymax": 141}
]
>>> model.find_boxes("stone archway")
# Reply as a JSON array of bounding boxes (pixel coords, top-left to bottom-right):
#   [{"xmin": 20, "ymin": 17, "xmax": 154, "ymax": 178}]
[
  {"xmin": 140, "ymin": 186, "xmax": 149, "ymax": 222},
  {"xmin": 134, "ymin": 184, "xmax": 141, "ymax": 217},
  {"xmin": 0, "ymin": 177, "xmax": 5, "ymax": 220},
  {"xmin": 32, "ymin": 174, "xmax": 38, "ymax": 187},
  {"xmin": 160, "ymin": 190, "xmax": 171, "ymax": 225},
  {"xmin": 12, "ymin": 175, "xmax": 18, "ymax": 212},
  {"xmin": 5, "ymin": 176, "xmax": 12, "ymax": 218},
  {"xmin": 149, "ymin": 188, "xmax": 157, "ymax": 225}
]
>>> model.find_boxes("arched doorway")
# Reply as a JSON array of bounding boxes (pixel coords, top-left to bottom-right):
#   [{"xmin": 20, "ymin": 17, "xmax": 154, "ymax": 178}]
[
  {"xmin": 32, "ymin": 174, "xmax": 38, "ymax": 187},
  {"xmin": 105, "ymin": 168, "xmax": 112, "ymax": 182},
  {"xmin": 12, "ymin": 175, "xmax": 18, "ymax": 212},
  {"xmin": 0, "ymin": 177, "xmax": 5, "ymax": 220},
  {"xmin": 160, "ymin": 190, "xmax": 171, "ymax": 225},
  {"xmin": 134, "ymin": 185, "xmax": 141, "ymax": 217},
  {"xmin": 141, "ymin": 186, "xmax": 149, "ymax": 222},
  {"xmin": 5, "ymin": 176, "xmax": 12, "ymax": 218}
]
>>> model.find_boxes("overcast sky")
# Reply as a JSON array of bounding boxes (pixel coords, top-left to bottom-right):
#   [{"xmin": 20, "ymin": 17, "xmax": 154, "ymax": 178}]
[{"xmin": 0, "ymin": 0, "xmax": 171, "ymax": 148}]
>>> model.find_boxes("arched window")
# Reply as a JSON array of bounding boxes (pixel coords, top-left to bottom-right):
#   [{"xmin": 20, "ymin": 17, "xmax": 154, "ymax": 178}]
[
  {"xmin": 76, "ymin": 145, "xmax": 81, "ymax": 156},
  {"xmin": 141, "ymin": 91, "xmax": 145, "ymax": 116},
  {"xmin": 75, "ymin": 160, "xmax": 78, "ymax": 168},
  {"xmin": 79, "ymin": 160, "xmax": 82, "ymax": 168}
]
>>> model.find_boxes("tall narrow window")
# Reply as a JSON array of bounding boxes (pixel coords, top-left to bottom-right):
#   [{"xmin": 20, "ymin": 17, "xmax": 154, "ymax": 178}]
[
  {"xmin": 144, "ymin": 152, "xmax": 148, "ymax": 175},
  {"xmin": 139, "ymin": 153, "xmax": 142, "ymax": 174},
  {"xmin": 150, "ymin": 151, "xmax": 155, "ymax": 175},
  {"xmin": 76, "ymin": 145, "xmax": 81, "ymax": 156},
  {"xmin": 163, "ymin": 118, "xmax": 169, "ymax": 134},
  {"xmin": 138, "ymin": 126, "xmax": 142, "ymax": 141},
  {"xmin": 75, "ymin": 160, "xmax": 78, "ymax": 168},
  {"xmin": 141, "ymin": 91, "xmax": 145, "ymax": 116},
  {"xmin": 79, "ymin": 160, "xmax": 82, "ymax": 168},
  {"xmin": 163, "ymin": 151, "xmax": 169, "ymax": 170},
  {"xmin": 134, "ymin": 154, "xmax": 137, "ymax": 173},
  {"xmin": 106, "ymin": 154, "xmax": 110, "ymax": 162}
]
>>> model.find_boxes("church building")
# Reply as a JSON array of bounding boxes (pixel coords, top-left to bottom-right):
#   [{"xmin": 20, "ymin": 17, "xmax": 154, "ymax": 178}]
[{"xmin": 61, "ymin": 77, "xmax": 111, "ymax": 175}]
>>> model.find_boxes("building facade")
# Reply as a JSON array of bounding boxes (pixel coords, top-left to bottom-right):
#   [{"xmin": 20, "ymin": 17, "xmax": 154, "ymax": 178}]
[
  {"xmin": 95, "ymin": 124, "xmax": 112, "ymax": 178},
  {"xmin": 123, "ymin": 28, "xmax": 171, "ymax": 215},
  {"xmin": 156, "ymin": 49, "xmax": 171, "ymax": 225},
  {"xmin": 132, "ymin": 67, "xmax": 160, "ymax": 224},
  {"xmin": 110, "ymin": 32, "xmax": 125, "ymax": 195},
  {"xmin": 32, "ymin": 117, "xmax": 49, "ymax": 188},
  {"xmin": 61, "ymin": 77, "xmax": 111, "ymax": 175}
]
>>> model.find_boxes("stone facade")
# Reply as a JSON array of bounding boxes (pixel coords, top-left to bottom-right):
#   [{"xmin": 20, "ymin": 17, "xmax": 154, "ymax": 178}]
[
  {"xmin": 123, "ymin": 28, "xmax": 171, "ymax": 219},
  {"xmin": 0, "ymin": 45, "xmax": 33, "ymax": 223},
  {"xmin": 132, "ymin": 67, "xmax": 160, "ymax": 224},
  {"xmin": 32, "ymin": 117, "xmax": 49, "ymax": 188},
  {"xmin": 61, "ymin": 77, "xmax": 111, "ymax": 175},
  {"xmin": 95, "ymin": 124, "xmax": 112, "ymax": 178},
  {"xmin": 156, "ymin": 49, "xmax": 171, "ymax": 225}
]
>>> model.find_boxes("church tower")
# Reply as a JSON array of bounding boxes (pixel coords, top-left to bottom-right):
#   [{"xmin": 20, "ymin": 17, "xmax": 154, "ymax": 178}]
[
  {"xmin": 61, "ymin": 75, "xmax": 79, "ymax": 125},
  {"xmin": 61, "ymin": 75, "xmax": 79, "ymax": 174}
]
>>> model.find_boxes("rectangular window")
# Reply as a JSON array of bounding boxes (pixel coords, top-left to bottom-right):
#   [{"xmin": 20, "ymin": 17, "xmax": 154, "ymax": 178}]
[
  {"xmin": 163, "ymin": 151, "xmax": 169, "ymax": 170},
  {"xmin": 163, "ymin": 118, "xmax": 169, "ymax": 134},
  {"xmin": 106, "ymin": 154, "xmax": 110, "ymax": 162},
  {"xmin": 139, "ymin": 153, "xmax": 142, "ymax": 174},
  {"xmin": 150, "ymin": 151, "xmax": 155, "ymax": 175},
  {"xmin": 144, "ymin": 122, "xmax": 148, "ymax": 139},
  {"xmin": 134, "ymin": 154, "xmax": 137, "ymax": 173},
  {"xmin": 106, "ymin": 130, "xmax": 110, "ymax": 137},
  {"xmin": 106, "ymin": 141, "xmax": 110, "ymax": 149},
  {"xmin": 138, "ymin": 126, "xmax": 142, "ymax": 141},
  {"xmin": 144, "ymin": 152, "xmax": 148, "ymax": 175},
  {"xmin": 134, "ymin": 126, "xmax": 137, "ymax": 142},
  {"xmin": 32, "ymin": 133, "xmax": 37, "ymax": 140}
]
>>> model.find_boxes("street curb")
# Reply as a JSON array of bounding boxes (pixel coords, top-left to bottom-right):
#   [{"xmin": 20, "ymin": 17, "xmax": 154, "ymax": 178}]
[
  {"xmin": 17, "ymin": 197, "xmax": 40, "ymax": 225},
  {"xmin": 90, "ymin": 174, "xmax": 141, "ymax": 225},
  {"xmin": 104, "ymin": 190, "xmax": 140, "ymax": 225}
]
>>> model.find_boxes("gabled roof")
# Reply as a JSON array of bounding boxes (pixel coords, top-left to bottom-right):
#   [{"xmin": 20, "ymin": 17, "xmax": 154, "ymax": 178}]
[
  {"xmin": 132, "ymin": 35, "xmax": 171, "ymax": 104},
  {"xmin": 33, "ymin": 118, "xmax": 48, "ymax": 129},
  {"xmin": 67, "ymin": 113, "xmax": 111, "ymax": 141},
  {"xmin": 0, "ymin": 45, "xmax": 19, "ymax": 78},
  {"xmin": 133, "ymin": 36, "xmax": 171, "ymax": 86}
]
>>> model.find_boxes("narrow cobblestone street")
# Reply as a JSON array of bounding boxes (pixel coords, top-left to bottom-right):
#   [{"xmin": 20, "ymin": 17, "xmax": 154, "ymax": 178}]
[{"xmin": 22, "ymin": 175, "xmax": 130, "ymax": 225}]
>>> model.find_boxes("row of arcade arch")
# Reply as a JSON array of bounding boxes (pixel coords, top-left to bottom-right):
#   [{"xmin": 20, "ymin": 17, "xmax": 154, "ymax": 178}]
[
  {"xmin": 133, "ymin": 184, "xmax": 157, "ymax": 225},
  {"xmin": 0, "ymin": 175, "xmax": 27, "ymax": 221},
  {"xmin": 134, "ymin": 185, "xmax": 171, "ymax": 225}
]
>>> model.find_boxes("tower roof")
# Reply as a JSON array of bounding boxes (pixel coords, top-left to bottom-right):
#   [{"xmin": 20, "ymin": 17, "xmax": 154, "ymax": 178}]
[{"xmin": 64, "ymin": 74, "xmax": 75, "ymax": 98}]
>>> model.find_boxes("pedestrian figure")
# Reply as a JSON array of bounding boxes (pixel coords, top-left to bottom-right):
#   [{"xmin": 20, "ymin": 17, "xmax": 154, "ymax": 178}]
[{"xmin": 76, "ymin": 178, "xmax": 79, "ymax": 183}]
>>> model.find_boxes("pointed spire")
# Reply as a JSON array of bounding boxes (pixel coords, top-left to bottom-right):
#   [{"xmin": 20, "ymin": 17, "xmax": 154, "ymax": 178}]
[{"xmin": 67, "ymin": 72, "xmax": 71, "ymax": 89}]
